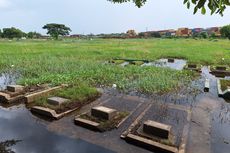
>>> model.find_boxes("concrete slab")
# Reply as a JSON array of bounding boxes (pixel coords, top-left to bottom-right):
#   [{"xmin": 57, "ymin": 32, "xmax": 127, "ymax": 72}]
[
  {"xmin": 24, "ymin": 86, "xmax": 62, "ymax": 103},
  {"xmin": 31, "ymin": 106, "xmax": 57, "ymax": 118},
  {"xmin": 75, "ymin": 118, "xmax": 100, "ymax": 131},
  {"xmin": 0, "ymin": 92, "xmax": 11, "ymax": 102},
  {"xmin": 7, "ymin": 85, "xmax": 24, "ymax": 92},
  {"xmin": 48, "ymin": 97, "xmax": 70, "ymax": 106},
  {"xmin": 126, "ymin": 134, "xmax": 178, "ymax": 153},
  {"xmin": 217, "ymin": 79, "xmax": 223, "ymax": 97},
  {"xmin": 204, "ymin": 79, "xmax": 210, "ymax": 92},
  {"xmin": 188, "ymin": 64, "xmax": 197, "ymax": 69},
  {"xmin": 216, "ymin": 66, "xmax": 227, "ymax": 71},
  {"xmin": 143, "ymin": 120, "xmax": 171, "ymax": 139},
  {"xmin": 91, "ymin": 106, "xmax": 117, "ymax": 120},
  {"xmin": 168, "ymin": 59, "xmax": 175, "ymax": 63},
  {"xmin": 222, "ymin": 89, "xmax": 230, "ymax": 100}
]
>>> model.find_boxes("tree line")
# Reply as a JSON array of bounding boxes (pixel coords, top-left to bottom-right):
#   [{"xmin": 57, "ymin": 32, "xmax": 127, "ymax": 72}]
[
  {"xmin": 0, "ymin": 23, "xmax": 71, "ymax": 40},
  {"xmin": 0, "ymin": 24, "xmax": 230, "ymax": 40}
]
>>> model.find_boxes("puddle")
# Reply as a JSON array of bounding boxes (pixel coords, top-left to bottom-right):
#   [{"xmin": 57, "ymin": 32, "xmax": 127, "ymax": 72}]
[
  {"xmin": 142, "ymin": 59, "xmax": 187, "ymax": 70},
  {"xmin": 211, "ymin": 102, "xmax": 230, "ymax": 153},
  {"xmin": 0, "ymin": 72, "xmax": 19, "ymax": 90},
  {"xmin": 0, "ymin": 105, "xmax": 115, "ymax": 153}
]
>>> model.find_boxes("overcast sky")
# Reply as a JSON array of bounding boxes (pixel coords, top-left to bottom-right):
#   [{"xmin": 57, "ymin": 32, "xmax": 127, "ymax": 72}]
[{"xmin": 0, "ymin": 0, "xmax": 229, "ymax": 34}]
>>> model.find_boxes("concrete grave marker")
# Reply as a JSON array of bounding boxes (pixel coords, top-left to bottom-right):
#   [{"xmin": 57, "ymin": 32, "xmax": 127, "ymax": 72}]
[
  {"xmin": 91, "ymin": 106, "xmax": 117, "ymax": 120},
  {"xmin": 143, "ymin": 120, "xmax": 171, "ymax": 139},
  {"xmin": 216, "ymin": 66, "xmax": 227, "ymax": 71},
  {"xmin": 204, "ymin": 79, "xmax": 210, "ymax": 92},
  {"xmin": 7, "ymin": 85, "xmax": 24, "ymax": 92},
  {"xmin": 168, "ymin": 58, "xmax": 175, "ymax": 63},
  {"xmin": 188, "ymin": 64, "xmax": 197, "ymax": 69},
  {"xmin": 48, "ymin": 97, "xmax": 70, "ymax": 106}
]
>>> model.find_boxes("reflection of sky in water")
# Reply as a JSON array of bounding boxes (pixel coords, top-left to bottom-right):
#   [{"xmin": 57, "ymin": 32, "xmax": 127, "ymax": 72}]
[
  {"xmin": 0, "ymin": 106, "xmax": 115, "ymax": 153},
  {"xmin": 142, "ymin": 59, "xmax": 187, "ymax": 70},
  {"xmin": 0, "ymin": 72, "xmax": 18, "ymax": 90},
  {"xmin": 212, "ymin": 101, "xmax": 230, "ymax": 153}
]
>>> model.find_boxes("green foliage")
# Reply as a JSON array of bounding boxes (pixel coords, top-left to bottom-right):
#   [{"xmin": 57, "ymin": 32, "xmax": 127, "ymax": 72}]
[
  {"xmin": 200, "ymin": 31, "xmax": 209, "ymax": 38},
  {"xmin": 0, "ymin": 29, "xmax": 2, "ymax": 38},
  {"xmin": 108, "ymin": 0, "xmax": 230, "ymax": 15},
  {"xmin": 220, "ymin": 25, "xmax": 230, "ymax": 40},
  {"xmin": 108, "ymin": 0, "xmax": 147, "ymax": 7},
  {"xmin": 56, "ymin": 85, "xmax": 99, "ymax": 101},
  {"xmin": 2, "ymin": 27, "xmax": 24, "ymax": 39},
  {"xmin": 43, "ymin": 23, "xmax": 71, "ymax": 40},
  {"xmin": 0, "ymin": 39, "xmax": 229, "ymax": 93},
  {"xmin": 34, "ymin": 85, "xmax": 100, "ymax": 109},
  {"xmin": 27, "ymin": 32, "xmax": 42, "ymax": 39}
]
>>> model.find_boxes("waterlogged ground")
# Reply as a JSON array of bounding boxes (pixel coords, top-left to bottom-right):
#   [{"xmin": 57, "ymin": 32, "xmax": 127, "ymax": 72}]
[
  {"xmin": 0, "ymin": 106, "xmax": 116, "ymax": 153},
  {"xmin": 0, "ymin": 39, "xmax": 229, "ymax": 153},
  {"xmin": 0, "ymin": 61, "xmax": 230, "ymax": 152}
]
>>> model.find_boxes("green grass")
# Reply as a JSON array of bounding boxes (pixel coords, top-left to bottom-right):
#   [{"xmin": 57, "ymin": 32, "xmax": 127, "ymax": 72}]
[
  {"xmin": 80, "ymin": 111, "xmax": 129, "ymax": 131},
  {"xmin": 33, "ymin": 85, "xmax": 101, "ymax": 111},
  {"xmin": 220, "ymin": 80, "xmax": 230, "ymax": 91},
  {"xmin": 0, "ymin": 38, "xmax": 229, "ymax": 94}
]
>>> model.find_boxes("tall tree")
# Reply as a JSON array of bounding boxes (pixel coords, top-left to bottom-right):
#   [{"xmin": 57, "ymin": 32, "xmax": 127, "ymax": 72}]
[
  {"xmin": 108, "ymin": 0, "xmax": 230, "ymax": 16},
  {"xmin": 43, "ymin": 23, "xmax": 71, "ymax": 40},
  {"xmin": 2, "ymin": 27, "xmax": 24, "ymax": 39},
  {"xmin": 220, "ymin": 25, "xmax": 230, "ymax": 40}
]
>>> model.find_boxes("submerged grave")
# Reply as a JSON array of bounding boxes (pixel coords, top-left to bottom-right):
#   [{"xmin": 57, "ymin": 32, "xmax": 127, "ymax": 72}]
[
  {"xmin": 0, "ymin": 84, "xmax": 63, "ymax": 104},
  {"xmin": 75, "ymin": 106, "xmax": 129, "ymax": 132},
  {"xmin": 210, "ymin": 65, "xmax": 230, "ymax": 78},
  {"xmin": 184, "ymin": 63, "xmax": 202, "ymax": 72},
  {"xmin": 121, "ymin": 103, "xmax": 190, "ymax": 153},
  {"xmin": 31, "ymin": 87, "xmax": 101, "ymax": 120},
  {"xmin": 217, "ymin": 79, "xmax": 230, "ymax": 100}
]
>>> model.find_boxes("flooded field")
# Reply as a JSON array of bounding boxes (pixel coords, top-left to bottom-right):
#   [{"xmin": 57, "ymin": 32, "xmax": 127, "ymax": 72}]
[{"xmin": 0, "ymin": 63, "xmax": 230, "ymax": 153}]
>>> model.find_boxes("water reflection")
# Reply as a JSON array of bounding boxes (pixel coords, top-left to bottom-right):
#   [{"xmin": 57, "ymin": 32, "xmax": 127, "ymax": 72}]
[
  {"xmin": 142, "ymin": 59, "xmax": 187, "ymax": 70},
  {"xmin": 0, "ymin": 106, "xmax": 115, "ymax": 153},
  {"xmin": 0, "ymin": 72, "xmax": 19, "ymax": 90},
  {"xmin": 0, "ymin": 140, "xmax": 21, "ymax": 153},
  {"xmin": 212, "ymin": 102, "xmax": 230, "ymax": 153}
]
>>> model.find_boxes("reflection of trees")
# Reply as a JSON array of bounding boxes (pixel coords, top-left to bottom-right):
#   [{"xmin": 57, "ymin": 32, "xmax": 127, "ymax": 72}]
[{"xmin": 0, "ymin": 140, "xmax": 21, "ymax": 153}]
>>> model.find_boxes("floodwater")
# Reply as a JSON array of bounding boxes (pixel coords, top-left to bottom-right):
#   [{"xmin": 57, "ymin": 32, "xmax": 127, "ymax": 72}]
[
  {"xmin": 1, "ymin": 65, "xmax": 230, "ymax": 153},
  {"xmin": 142, "ymin": 59, "xmax": 187, "ymax": 70},
  {"xmin": 0, "ymin": 72, "xmax": 19, "ymax": 90},
  {"xmin": 0, "ymin": 106, "xmax": 115, "ymax": 153},
  {"xmin": 0, "ymin": 74, "xmax": 115, "ymax": 153}
]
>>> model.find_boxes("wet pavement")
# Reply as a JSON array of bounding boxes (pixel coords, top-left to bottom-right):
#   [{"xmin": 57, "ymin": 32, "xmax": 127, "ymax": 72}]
[{"xmin": 0, "ymin": 64, "xmax": 230, "ymax": 153}]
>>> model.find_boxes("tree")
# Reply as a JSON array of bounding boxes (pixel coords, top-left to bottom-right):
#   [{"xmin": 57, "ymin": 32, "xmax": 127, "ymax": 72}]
[
  {"xmin": 27, "ymin": 31, "xmax": 42, "ymax": 39},
  {"xmin": 199, "ymin": 31, "xmax": 208, "ymax": 38},
  {"xmin": 2, "ymin": 27, "xmax": 24, "ymax": 39},
  {"xmin": 108, "ymin": 0, "xmax": 230, "ymax": 16},
  {"xmin": 126, "ymin": 30, "xmax": 137, "ymax": 38},
  {"xmin": 220, "ymin": 25, "xmax": 230, "ymax": 40},
  {"xmin": 0, "ymin": 29, "xmax": 2, "ymax": 38},
  {"xmin": 43, "ymin": 23, "xmax": 71, "ymax": 40}
]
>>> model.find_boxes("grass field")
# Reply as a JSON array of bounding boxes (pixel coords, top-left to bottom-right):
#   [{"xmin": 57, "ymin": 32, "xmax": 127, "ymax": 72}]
[{"xmin": 0, "ymin": 38, "xmax": 229, "ymax": 94}]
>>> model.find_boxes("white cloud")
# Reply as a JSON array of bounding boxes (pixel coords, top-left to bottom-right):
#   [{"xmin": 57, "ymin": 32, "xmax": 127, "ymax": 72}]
[{"xmin": 0, "ymin": 0, "xmax": 11, "ymax": 8}]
